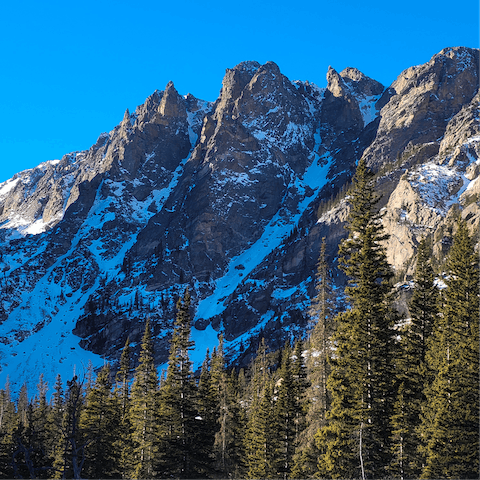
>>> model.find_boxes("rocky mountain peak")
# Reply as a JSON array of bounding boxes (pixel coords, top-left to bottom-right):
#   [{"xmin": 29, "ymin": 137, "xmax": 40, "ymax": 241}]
[
  {"xmin": 326, "ymin": 66, "xmax": 348, "ymax": 97},
  {"xmin": 120, "ymin": 109, "xmax": 133, "ymax": 133},
  {"xmin": 158, "ymin": 81, "xmax": 187, "ymax": 119},
  {"xmin": 362, "ymin": 46, "xmax": 480, "ymax": 170},
  {"xmin": 339, "ymin": 67, "xmax": 385, "ymax": 96},
  {"xmin": 322, "ymin": 65, "xmax": 385, "ymax": 133},
  {"xmin": 214, "ymin": 61, "xmax": 261, "ymax": 118},
  {"xmin": 392, "ymin": 46, "xmax": 479, "ymax": 99},
  {"xmin": 241, "ymin": 61, "xmax": 285, "ymax": 98}
]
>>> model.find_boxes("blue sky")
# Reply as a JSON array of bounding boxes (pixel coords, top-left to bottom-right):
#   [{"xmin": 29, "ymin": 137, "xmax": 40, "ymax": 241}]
[{"xmin": 0, "ymin": 0, "xmax": 478, "ymax": 183}]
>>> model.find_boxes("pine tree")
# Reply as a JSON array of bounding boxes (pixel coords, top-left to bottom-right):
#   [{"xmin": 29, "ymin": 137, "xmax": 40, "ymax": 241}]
[
  {"xmin": 244, "ymin": 380, "xmax": 277, "ymax": 479},
  {"xmin": 80, "ymin": 364, "xmax": 121, "ymax": 478},
  {"xmin": 47, "ymin": 374, "xmax": 64, "ymax": 477},
  {"xmin": 196, "ymin": 349, "xmax": 218, "ymax": 476},
  {"xmin": 214, "ymin": 368, "xmax": 246, "ymax": 477},
  {"xmin": 421, "ymin": 220, "xmax": 479, "ymax": 479},
  {"xmin": 129, "ymin": 319, "xmax": 159, "ymax": 479},
  {"xmin": 158, "ymin": 288, "xmax": 201, "ymax": 478},
  {"xmin": 115, "ymin": 337, "xmax": 134, "ymax": 478},
  {"xmin": 12, "ymin": 375, "xmax": 53, "ymax": 478},
  {"xmin": 316, "ymin": 158, "xmax": 397, "ymax": 479},
  {"xmin": 52, "ymin": 375, "xmax": 85, "ymax": 479},
  {"xmin": 390, "ymin": 236, "xmax": 439, "ymax": 478},
  {"xmin": 0, "ymin": 378, "xmax": 18, "ymax": 478},
  {"xmin": 293, "ymin": 238, "xmax": 334, "ymax": 477},
  {"xmin": 274, "ymin": 343, "xmax": 302, "ymax": 479}
]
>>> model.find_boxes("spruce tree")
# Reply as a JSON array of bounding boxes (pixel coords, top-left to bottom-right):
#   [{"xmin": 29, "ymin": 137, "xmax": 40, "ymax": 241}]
[
  {"xmin": 80, "ymin": 364, "xmax": 121, "ymax": 478},
  {"xmin": 158, "ymin": 288, "xmax": 200, "ymax": 478},
  {"xmin": 196, "ymin": 349, "xmax": 218, "ymax": 476},
  {"xmin": 12, "ymin": 375, "xmax": 53, "ymax": 478},
  {"xmin": 274, "ymin": 344, "xmax": 301, "ymax": 479},
  {"xmin": 17, "ymin": 383, "xmax": 28, "ymax": 427},
  {"xmin": 390, "ymin": 236, "xmax": 439, "ymax": 478},
  {"xmin": 129, "ymin": 319, "xmax": 160, "ymax": 479},
  {"xmin": 421, "ymin": 220, "xmax": 479, "ymax": 479},
  {"xmin": 214, "ymin": 368, "xmax": 246, "ymax": 477},
  {"xmin": 293, "ymin": 238, "xmax": 334, "ymax": 477},
  {"xmin": 316, "ymin": 158, "xmax": 397, "ymax": 479},
  {"xmin": 308, "ymin": 237, "xmax": 335, "ymax": 421},
  {"xmin": 47, "ymin": 374, "xmax": 64, "ymax": 477},
  {"xmin": 115, "ymin": 337, "xmax": 134, "ymax": 478},
  {"xmin": 52, "ymin": 375, "xmax": 85, "ymax": 479},
  {"xmin": 243, "ymin": 339, "xmax": 278, "ymax": 479},
  {"xmin": 244, "ymin": 380, "xmax": 277, "ymax": 479},
  {"xmin": 31, "ymin": 374, "xmax": 53, "ymax": 478},
  {"xmin": 0, "ymin": 378, "xmax": 18, "ymax": 478}
]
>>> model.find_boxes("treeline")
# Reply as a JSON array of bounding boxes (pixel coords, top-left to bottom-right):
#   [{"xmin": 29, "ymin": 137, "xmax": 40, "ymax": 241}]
[{"xmin": 0, "ymin": 159, "xmax": 478, "ymax": 479}]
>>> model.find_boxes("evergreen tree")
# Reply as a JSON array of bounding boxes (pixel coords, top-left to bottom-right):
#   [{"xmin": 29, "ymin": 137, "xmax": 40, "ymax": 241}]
[
  {"xmin": 12, "ymin": 400, "xmax": 52, "ymax": 479},
  {"xmin": 196, "ymin": 349, "xmax": 218, "ymax": 476},
  {"xmin": 309, "ymin": 237, "xmax": 335, "ymax": 420},
  {"xmin": 421, "ymin": 220, "xmax": 479, "ymax": 479},
  {"xmin": 32, "ymin": 374, "xmax": 53, "ymax": 478},
  {"xmin": 129, "ymin": 319, "xmax": 159, "ymax": 479},
  {"xmin": 47, "ymin": 374, "xmax": 64, "ymax": 477},
  {"xmin": 293, "ymin": 238, "xmax": 334, "ymax": 477},
  {"xmin": 248, "ymin": 337, "xmax": 270, "ymax": 401},
  {"xmin": 16, "ymin": 383, "xmax": 28, "ymax": 427},
  {"xmin": 291, "ymin": 339, "xmax": 309, "ymax": 446},
  {"xmin": 274, "ymin": 343, "xmax": 302, "ymax": 479},
  {"xmin": 53, "ymin": 375, "xmax": 85, "ymax": 479},
  {"xmin": 390, "ymin": 236, "xmax": 439, "ymax": 478},
  {"xmin": 158, "ymin": 289, "xmax": 201, "ymax": 478},
  {"xmin": 244, "ymin": 380, "xmax": 277, "ymax": 479},
  {"xmin": 214, "ymin": 368, "xmax": 246, "ymax": 478},
  {"xmin": 115, "ymin": 337, "xmax": 134, "ymax": 478},
  {"xmin": 12, "ymin": 375, "xmax": 53, "ymax": 478},
  {"xmin": 0, "ymin": 378, "xmax": 18, "ymax": 478},
  {"xmin": 80, "ymin": 364, "xmax": 121, "ymax": 478},
  {"xmin": 243, "ymin": 339, "xmax": 278, "ymax": 479},
  {"xmin": 316, "ymin": 158, "xmax": 397, "ymax": 479}
]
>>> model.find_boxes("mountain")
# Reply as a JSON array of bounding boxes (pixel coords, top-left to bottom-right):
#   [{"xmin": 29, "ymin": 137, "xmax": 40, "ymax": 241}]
[{"xmin": 0, "ymin": 47, "xmax": 478, "ymax": 395}]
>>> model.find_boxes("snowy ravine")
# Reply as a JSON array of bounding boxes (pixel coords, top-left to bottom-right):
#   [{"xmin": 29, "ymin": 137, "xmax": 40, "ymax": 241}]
[
  {"xmin": 194, "ymin": 127, "xmax": 333, "ymax": 359},
  {"xmin": 195, "ymin": 145, "xmax": 331, "ymax": 322}
]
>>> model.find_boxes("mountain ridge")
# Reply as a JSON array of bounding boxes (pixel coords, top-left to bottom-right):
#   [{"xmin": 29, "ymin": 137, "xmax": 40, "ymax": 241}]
[{"xmin": 0, "ymin": 46, "xmax": 478, "ymax": 395}]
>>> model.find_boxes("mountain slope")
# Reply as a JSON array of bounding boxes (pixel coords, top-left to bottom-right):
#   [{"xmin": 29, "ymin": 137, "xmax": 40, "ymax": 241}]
[{"xmin": 0, "ymin": 47, "xmax": 478, "ymax": 395}]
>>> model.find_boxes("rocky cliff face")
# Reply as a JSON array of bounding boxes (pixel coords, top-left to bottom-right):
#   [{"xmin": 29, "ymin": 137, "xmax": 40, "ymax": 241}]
[{"xmin": 0, "ymin": 47, "xmax": 478, "ymax": 394}]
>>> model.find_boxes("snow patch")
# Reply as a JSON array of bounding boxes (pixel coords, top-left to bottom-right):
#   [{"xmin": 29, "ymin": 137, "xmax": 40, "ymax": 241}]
[
  {"xmin": 0, "ymin": 178, "xmax": 20, "ymax": 198},
  {"xmin": 357, "ymin": 94, "xmax": 382, "ymax": 127},
  {"xmin": 195, "ymin": 127, "xmax": 332, "ymax": 323}
]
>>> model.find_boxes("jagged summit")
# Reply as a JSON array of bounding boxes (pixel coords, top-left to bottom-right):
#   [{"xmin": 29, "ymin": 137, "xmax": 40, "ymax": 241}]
[{"xmin": 0, "ymin": 48, "xmax": 478, "ymax": 396}]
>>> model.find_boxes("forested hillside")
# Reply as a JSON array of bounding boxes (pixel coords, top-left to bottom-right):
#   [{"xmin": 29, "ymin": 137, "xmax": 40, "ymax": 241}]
[{"xmin": 1, "ymin": 160, "xmax": 477, "ymax": 479}]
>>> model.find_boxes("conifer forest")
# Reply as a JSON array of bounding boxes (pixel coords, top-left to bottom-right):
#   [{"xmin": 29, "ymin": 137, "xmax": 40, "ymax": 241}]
[{"xmin": 0, "ymin": 160, "xmax": 478, "ymax": 479}]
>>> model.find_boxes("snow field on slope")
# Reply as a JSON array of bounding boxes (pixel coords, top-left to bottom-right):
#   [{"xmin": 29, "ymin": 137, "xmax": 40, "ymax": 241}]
[
  {"xmin": 409, "ymin": 141, "xmax": 479, "ymax": 214},
  {"xmin": 0, "ymin": 110, "xmax": 204, "ymax": 397},
  {"xmin": 194, "ymin": 129, "xmax": 331, "ymax": 325},
  {"xmin": 357, "ymin": 93, "xmax": 383, "ymax": 127}
]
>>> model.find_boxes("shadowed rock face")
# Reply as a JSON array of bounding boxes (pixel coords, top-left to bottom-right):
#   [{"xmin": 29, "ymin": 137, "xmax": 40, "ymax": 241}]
[{"xmin": 0, "ymin": 47, "xmax": 479, "ymax": 391}]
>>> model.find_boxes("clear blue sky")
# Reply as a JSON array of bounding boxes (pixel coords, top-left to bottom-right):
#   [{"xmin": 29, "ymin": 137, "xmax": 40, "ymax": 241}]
[{"xmin": 1, "ymin": 0, "xmax": 478, "ymax": 183}]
